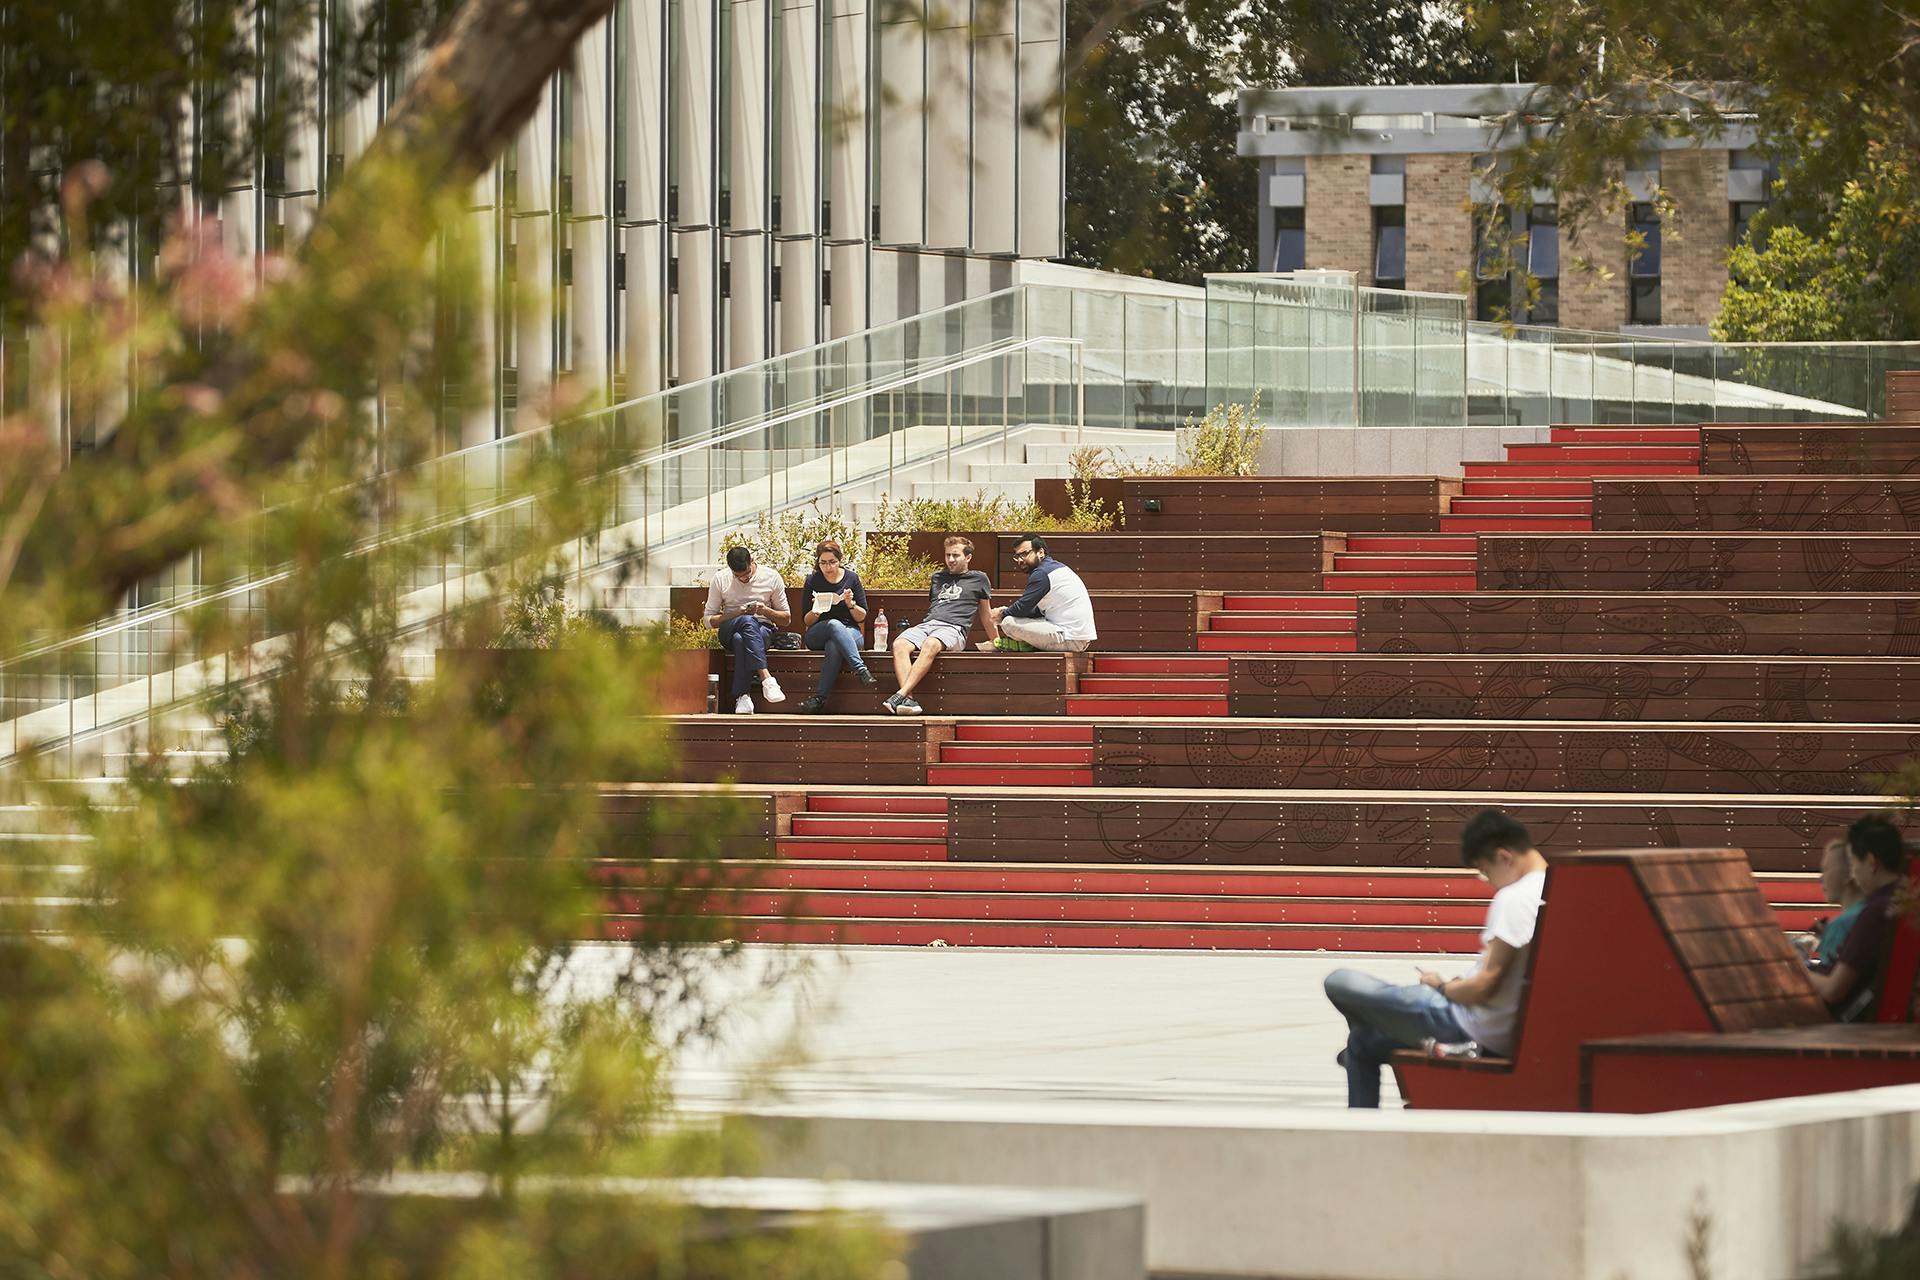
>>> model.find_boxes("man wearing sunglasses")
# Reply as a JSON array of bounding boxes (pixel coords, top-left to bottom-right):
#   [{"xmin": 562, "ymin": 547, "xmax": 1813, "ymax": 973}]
[{"xmin": 985, "ymin": 534, "xmax": 1096, "ymax": 653}]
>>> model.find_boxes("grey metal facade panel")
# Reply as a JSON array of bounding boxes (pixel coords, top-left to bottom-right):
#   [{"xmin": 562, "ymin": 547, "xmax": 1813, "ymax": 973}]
[
  {"xmin": 22, "ymin": 0, "xmax": 1064, "ymax": 456},
  {"xmin": 1368, "ymin": 173, "xmax": 1405, "ymax": 206}
]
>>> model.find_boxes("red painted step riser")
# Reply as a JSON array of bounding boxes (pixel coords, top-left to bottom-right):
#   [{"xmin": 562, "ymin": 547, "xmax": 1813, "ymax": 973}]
[
  {"xmin": 940, "ymin": 745, "xmax": 1094, "ymax": 764},
  {"xmin": 925, "ymin": 767, "xmax": 1095, "ymax": 787},
  {"xmin": 1344, "ymin": 536, "xmax": 1477, "ymax": 552},
  {"xmin": 1075, "ymin": 677, "xmax": 1228, "ymax": 694},
  {"xmin": 1461, "ymin": 480, "xmax": 1592, "ymax": 497},
  {"xmin": 1064, "ymin": 698, "xmax": 1229, "ymax": 717},
  {"xmin": 641, "ymin": 890, "xmax": 1496, "ymax": 927},
  {"xmin": 1323, "ymin": 575, "xmax": 1479, "ymax": 592},
  {"xmin": 1197, "ymin": 634, "xmax": 1359, "ymax": 652},
  {"xmin": 952, "ymin": 723, "xmax": 1094, "ymax": 743},
  {"xmin": 610, "ymin": 917, "xmax": 1485, "ymax": 953},
  {"xmin": 805, "ymin": 795, "xmax": 951, "ymax": 815},
  {"xmin": 1222, "ymin": 595, "xmax": 1359, "ymax": 612},
  {"xmin": 1465, "ymin": 462, "xmax": 1699, "ymax": 477},
  {"xmin": 1439, "ymin": 518, "xmax": 1594, "ymax": 533},
  {"xmin": 1447, "ymin": 500, "xmax": 1594, "ymax": 516},
  {"xmin": 1506, "ymin": 445, "xmax": 1702, "ymax": 462},
  {"xmin": 1091, "ymin": 657, "xmax": 1230, "ymax": 674},
  {"xmin": 773, "ymin": 841, "xmax": 951, "ymax": 861},
  {"xmin": 1549, "ymin": 428, "xmax": 1701, "ymax": 444},
  {"xmin": 733, "ymin": 864, "xmax": 1826, "ymax": 905},
  {"xmin": 1209, "ymin": 614, "xmax": 1357, "ymax": 633},
  {"xmin": 790, "ymin": 816, "xmax": 949, "ymax": 839},
  {"xmin": 1332, "ymin": 557, "xmax": 1477, "ymax": 573}
]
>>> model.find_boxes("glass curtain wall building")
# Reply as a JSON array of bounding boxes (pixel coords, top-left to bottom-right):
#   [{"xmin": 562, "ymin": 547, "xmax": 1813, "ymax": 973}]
[{"xmin": 6, "ymin": 0, "xmax": 1065, "ymax": 458}]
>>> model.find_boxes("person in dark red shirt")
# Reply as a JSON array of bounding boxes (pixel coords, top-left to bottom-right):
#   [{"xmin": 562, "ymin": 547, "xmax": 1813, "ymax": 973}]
[{"xmin": 1806, "ymin": 814, "xmax": 1910, "ymax": 1021}]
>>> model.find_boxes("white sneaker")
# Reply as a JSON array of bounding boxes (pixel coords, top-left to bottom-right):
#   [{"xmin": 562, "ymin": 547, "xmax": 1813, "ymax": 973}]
[
  {"xmin": 733, "ymin": 693, "xmax": 755, "ymax": 714},
  {"xmin": 761, "ymin": 676, "xmax": 786, "ymax": 704}
]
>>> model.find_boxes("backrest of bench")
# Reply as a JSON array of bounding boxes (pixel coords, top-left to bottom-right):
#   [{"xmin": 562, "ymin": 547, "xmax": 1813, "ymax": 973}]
[
  {"xmin": 1873, "ymin": 860, "xmax": 1920, "ymax": 1024},
  {"xmin": 1627, "ymin": 849, "xmax": 1829, "ymax": 1031}
]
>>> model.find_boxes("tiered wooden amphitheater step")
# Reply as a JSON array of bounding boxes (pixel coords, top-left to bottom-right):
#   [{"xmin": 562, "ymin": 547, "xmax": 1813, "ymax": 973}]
[
  {"xmin": 1323, "ymin": 535, "xmax": 1478, "ymax": 593},
  {"xmin": 1065, "ymin": 655, "xmax": 1228, "ymax": 717},
  {"xmin": 628, "ymin": 858, "xmax": 1827, "ymax": 952},
  {"xmin": 926, "ymin": 723, "xmax": 1094, "ymax": 787},
  {"xmin": 1444, "ymin": 427, "xmax": 1705, "ymax": 532},
  {"xmin": 1198, "ymin": 594, "xmax": 1358, "ymax": 652},
  {"xmin": 776, "ymin": 794, "xmax": 951, "ymax": 862}
]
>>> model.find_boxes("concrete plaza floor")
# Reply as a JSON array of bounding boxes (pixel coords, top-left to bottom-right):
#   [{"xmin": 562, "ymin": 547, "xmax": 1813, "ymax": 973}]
[{"xmin": 670, "ymin": 946, "xmax": 1477, "ymax": 1113}]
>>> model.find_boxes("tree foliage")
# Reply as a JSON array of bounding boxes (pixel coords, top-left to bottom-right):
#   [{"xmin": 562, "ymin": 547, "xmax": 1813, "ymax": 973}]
[
  {"xmin": 1064, "ymin": 0, "xmax": 1498, "ymax": 284},
  {"xmin": 0, "ymin": 2, "xmax": 894, "ymax": 1273},
  {"xmin": 1466, "ymin": 0, "xmax": 1920, "ymax": 336}
]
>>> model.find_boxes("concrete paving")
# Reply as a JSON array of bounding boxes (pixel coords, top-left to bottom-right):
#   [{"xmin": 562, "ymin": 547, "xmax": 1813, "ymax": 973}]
[{"xmin": 668, "ymin": 945, "xmax": 1476, "ymax": 1113}]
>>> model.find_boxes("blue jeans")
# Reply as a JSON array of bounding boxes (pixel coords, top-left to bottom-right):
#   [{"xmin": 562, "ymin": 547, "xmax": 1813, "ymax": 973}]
[
  {"xmin": 805, "ymin": 618, "xmax": 870, "ymax": 699},
  {"xmin": 718, "ymin": 615, "xmax": 776, "ymax": 697},
  {"xmin": 1324, "ymin": 968, "xmax": 1471, "ymax": 1109}
]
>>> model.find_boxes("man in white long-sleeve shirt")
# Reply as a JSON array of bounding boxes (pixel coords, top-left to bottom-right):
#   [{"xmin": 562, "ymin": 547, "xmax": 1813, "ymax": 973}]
[{"xmin": 986, "ymin": 534, "xmax": 1097, "ymax": 652}]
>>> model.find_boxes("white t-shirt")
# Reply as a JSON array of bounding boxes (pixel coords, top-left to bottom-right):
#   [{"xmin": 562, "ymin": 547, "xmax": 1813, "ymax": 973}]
[{"xmin": 1450, "ymin": 868, "xmax": 1547, "ymax": 1055}]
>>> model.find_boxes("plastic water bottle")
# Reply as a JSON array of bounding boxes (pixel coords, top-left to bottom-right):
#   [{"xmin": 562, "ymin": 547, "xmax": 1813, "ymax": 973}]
[
  {"xmin": 871, "ymin": 609, "xmax": 889, "ymax": 652},
  {"xmin": 705, "ymin": 673, "xmax": 720, "ymax": 714}
]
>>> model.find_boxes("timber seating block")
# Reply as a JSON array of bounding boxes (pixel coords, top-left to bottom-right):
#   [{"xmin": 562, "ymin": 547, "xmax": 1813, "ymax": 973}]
[
  {"xmin": 720, "ymin": 652, "xmax": 1077, "ymax": 716},
  {"xmin": 990, "ymin": 533, "xmax": 1322, "ymax": 592},
  {"xmin": 1223, "ymin": 655, "xmax": 1920, "ymax": 723},
  {"xmin": 1702, "ymin": 424, "xmax": 1920, "ymax": 475},
  {"xmin": 1358, "ymin": 593, "xmax": 1920, "ymax": 658},
  {"xmin": 1479, "ymin": 534, "xmax": 1920, "ymax": 593},
  {"xmin": 944, "ymin": 795, "xmax": 1860, "ymax": 873},
  {"xmin": 1391, "ymin": 847, "xmax": 1830, "ymax": 1113},
  {"xmin": 1594, "ymin": 477, "xmax": 1920, "ymax": 532},
  {"xmin": 669, "ymin": 587, "xmax": 1218, "ymax": 653},
  {"xmin": 664, "ymin": 718, "xmax": 935, "ymax": 786},
  {"xmin": 1031, "ymin": 475, "xmax": 1459, "ymax": 532},
  {"xmin": 1086, "ymin": 720, "xmax": 1919, "ymax": 796}
]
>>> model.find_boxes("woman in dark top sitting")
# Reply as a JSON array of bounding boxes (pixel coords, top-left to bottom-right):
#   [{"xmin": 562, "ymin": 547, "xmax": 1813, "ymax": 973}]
[
  {"xmin": 1806, "ymin": 814, "xmax": 1911, "ymax": 1021},
  {"xmin": 796, "ymin": 540, "xmax": 874, "ymax": 713}
]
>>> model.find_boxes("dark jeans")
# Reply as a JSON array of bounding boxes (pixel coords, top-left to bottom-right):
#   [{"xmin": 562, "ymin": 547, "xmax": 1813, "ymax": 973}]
[
  {"xmin": 805, "ymin": 619, "xmax": 869, "ymax": 700},
  {"xmin": 1323, "ymin": 968, "xmax": 1472, "ymax": 1108},
  {"xmin": 718, "ymin": 615, "xmax": 776, "ymax": 697}
]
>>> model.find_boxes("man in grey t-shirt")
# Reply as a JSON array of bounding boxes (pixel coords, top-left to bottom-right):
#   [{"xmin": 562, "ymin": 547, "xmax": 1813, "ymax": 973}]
[{"xmin": 885, "ymin": 535, "xmax": 997, "ymax": 715}]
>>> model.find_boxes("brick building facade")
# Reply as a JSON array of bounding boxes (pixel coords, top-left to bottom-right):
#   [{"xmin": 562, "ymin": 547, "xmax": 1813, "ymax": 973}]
[{"xmin": 1238, "ymin": 85, "xmax": 1770, "ymax": 337}]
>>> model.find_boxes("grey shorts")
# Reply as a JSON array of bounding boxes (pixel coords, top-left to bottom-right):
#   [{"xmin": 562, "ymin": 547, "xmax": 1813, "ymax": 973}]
[{"xmin": 896, "ymin": 621, "xmax": 967, "ymax": 652}]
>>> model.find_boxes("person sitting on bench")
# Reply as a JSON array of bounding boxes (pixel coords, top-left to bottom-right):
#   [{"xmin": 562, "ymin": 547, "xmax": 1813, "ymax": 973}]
[
  {"xmin": 1323, "ymin": 809, "xmax": 1549, "ymax": 1108},
  {"xmin": 982, "ymin": 533, "xmax": 1097, "ymax": 653},
  {"xmin": 1806, "ymin": 814, "xmax": 1910, "ymax": 1020},
  {"xmin": 701, "ymin": 545, "xmax": 790, "ymax": 714},
  {"xmin": 885, "ymin": 536, "xmax": 995, "ymax": 716},
  {"xmin": 1797, "ymin": 836, "xmax": 1867, "ymax": 969}
]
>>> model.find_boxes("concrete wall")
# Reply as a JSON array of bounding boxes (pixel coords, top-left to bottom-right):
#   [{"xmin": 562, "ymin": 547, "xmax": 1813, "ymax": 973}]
[{"xmin": 741, "ymin": 1086, "xmax": 1920, "ymax": 1280}]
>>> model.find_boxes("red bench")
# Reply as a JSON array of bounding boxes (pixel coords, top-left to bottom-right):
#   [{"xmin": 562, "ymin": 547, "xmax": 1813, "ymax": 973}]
[{"xmin": 1393, "ymin": 847, "xmax": 1920, "ymax": 1112}]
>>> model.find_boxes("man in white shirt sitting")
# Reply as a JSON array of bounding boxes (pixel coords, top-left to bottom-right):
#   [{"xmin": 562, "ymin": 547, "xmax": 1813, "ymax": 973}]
[
  {"xmin": 701, "ymin": 545, "xmax": 790, "ymax": 713},
  {"xmin": 1322, "ymin": 809, "xmax": 1549, "ymax": 1108},
  {"xmin": 984, "ymin": 534, "xmax": 1097, "ymax": 652}
]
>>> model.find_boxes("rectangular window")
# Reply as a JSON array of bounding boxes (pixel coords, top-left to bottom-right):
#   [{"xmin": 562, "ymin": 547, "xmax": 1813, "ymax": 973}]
[
  {"xmin": 1731, "ymin": 200, "xmax": 1767, "ymax": 247},
  {"xmin": 1628, "ymin": 201, "xmax": 1661, "ymax": 323},
  {"xmin": 1272, "ymin": 206, "xmax": 1306, "ymax": 272},
  {"xmin": 1473, "ymin": 205, "xmax": 1510, "ymax": 320},
  {"xmin": 1526, "ymin": 204, "xmax": 1559, "ymax": 325},
  {"xmin": 1373, "ymin": 206, "xmax": 1406, "ymax": 289}
]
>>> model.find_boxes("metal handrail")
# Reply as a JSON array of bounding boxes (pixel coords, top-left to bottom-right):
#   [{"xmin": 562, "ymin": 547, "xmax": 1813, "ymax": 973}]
[{"xmin": 1, "ymin": 334, "xmax": 1083, "ymax": 669}]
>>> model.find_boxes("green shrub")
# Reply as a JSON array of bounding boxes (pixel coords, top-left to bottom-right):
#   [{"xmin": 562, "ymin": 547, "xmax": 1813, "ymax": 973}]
[{"xmin": 1072, "ymin": 396, "xmax": 1266, "ymax": 478}]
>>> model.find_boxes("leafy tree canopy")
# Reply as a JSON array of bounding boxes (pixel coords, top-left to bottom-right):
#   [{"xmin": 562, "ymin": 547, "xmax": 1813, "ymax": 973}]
[{"xmin": 1064, "ymin": 0, "xmax": 1500, "ymax": 284}]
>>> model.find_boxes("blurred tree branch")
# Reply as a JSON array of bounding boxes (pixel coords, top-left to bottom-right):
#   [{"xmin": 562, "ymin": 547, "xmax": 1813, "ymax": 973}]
[{"xmin": 3, "ymin": 0, "xmax": 616, "ymax": 638}]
